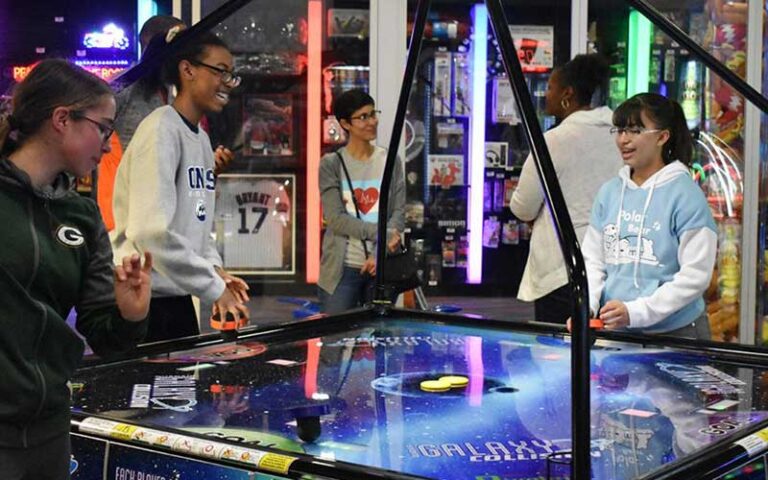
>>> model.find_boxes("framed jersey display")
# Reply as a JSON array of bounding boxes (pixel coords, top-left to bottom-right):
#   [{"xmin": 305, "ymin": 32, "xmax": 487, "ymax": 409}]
[{"xmin": 214, "ymin": 174, "xmax": 295, "ymax": 275}]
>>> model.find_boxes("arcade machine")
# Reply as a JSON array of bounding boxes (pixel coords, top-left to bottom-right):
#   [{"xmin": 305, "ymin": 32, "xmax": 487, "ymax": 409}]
[{"xmin": 68, "ymin": 0, "xmax": 768, "ymax": 479}]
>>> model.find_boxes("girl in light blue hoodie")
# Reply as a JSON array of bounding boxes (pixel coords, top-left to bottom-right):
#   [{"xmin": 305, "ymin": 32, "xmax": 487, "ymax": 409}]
[{"xmin": 582, "ymin": 93, "xmax": 716, "ymax": 339}]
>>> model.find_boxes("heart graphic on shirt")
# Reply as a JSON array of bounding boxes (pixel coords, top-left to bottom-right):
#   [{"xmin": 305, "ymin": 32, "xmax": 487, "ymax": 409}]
[{"xmin": 354, "ymin": 188, "xmax": 379, "ymax": 215}]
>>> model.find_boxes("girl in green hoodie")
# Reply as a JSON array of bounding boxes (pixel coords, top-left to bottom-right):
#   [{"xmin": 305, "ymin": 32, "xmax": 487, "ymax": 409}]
[{"xmin": 0, "ymin": 59, "xmax": 153, "ymax": 480}]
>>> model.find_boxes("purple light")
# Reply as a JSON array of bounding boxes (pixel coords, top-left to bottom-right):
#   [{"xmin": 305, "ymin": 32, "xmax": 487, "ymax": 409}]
[
  {"xmin": 466, "ymin": 336, "xmax": 484, "ymax": 407},
  {"xmin": 83, "ymin": 23, "xmax": 130, "ymax": 50},
  {"xmin": 468, "ymin": 4, "xmax": 488, "ymax": 283}
]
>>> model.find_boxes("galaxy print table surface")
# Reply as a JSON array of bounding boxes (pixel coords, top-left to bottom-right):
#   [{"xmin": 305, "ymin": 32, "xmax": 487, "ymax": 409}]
[{"xmin": 71, "ymin": 317, "xmax": 768, "ymax": 479}]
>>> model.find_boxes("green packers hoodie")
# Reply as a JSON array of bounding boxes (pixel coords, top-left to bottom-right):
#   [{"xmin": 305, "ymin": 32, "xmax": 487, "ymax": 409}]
[{"xmin": 0, "ymin": 158, "xmax": 147, "ymax": 448}]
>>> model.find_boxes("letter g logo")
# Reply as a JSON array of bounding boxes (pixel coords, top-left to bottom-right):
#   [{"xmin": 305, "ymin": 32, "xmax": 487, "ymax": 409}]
[{"xmin": 56, "ymin": 225, "xmax": 85, "ymax": 247}]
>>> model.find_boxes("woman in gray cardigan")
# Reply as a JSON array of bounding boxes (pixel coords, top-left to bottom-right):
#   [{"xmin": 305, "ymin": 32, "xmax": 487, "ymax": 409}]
[{"xmin": 318, "ymin": 89, "xmax": 405, "ymax": 313}]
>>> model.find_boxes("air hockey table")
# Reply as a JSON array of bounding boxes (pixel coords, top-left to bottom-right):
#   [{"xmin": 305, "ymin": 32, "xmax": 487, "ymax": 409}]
[{"xmin": 69, "ymin": 308, "xmax": 768, "ymax": 479}]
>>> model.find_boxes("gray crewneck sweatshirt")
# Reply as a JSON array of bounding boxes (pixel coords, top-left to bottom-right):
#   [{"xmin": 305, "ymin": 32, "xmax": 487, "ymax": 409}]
[{"xmin": 110, "ymin": 105, "xmax": 226, "ymax": 303}]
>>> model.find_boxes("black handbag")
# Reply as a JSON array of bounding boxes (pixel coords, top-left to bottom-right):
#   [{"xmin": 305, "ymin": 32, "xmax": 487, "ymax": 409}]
[
  {"xmin": 381, "ymin": 245, "xmax": 422, "ymax": 293},
  {"xmin": 337, "ymin": 151, "xmax": 421, "ymax": 294}
]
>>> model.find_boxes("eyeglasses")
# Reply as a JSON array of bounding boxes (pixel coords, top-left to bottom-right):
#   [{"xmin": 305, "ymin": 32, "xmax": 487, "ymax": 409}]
[
  {"xmin": 610, "ymin": 126, "xmax": 664, "ymax": 137},
  {"xmin": 349, "ymin": 110, "xmax": 381, "ymax": 123},
  {"xmin": 189, "ymin": 60, "xmax": 241, "ymax": 87},
  {"xmin": 72, "ymin": 113, "xmax": 114, "ymax": 143}
]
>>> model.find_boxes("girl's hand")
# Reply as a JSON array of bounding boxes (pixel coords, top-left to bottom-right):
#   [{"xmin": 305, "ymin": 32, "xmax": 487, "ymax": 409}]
[
  {"xmin": 215, "ymin": 266, "xmax": 250, "ymax": 303},
  {"xmin": 114, "ymin": 252, "xmax": 153, "ymax": 322},
  {"xmin": 213, "ymin": 287, "xmax": 250, "ymax": 323},
  {"xmin": 599, "ymin": 300, "xmax": 630, "ymax": 329},
  {"xmin": 214, "ymin": 145, "xmax": 234, "ymax": 175},
  {"xmin": 360, "ymin": 256, "xmax": 376, "ymax": 276},
  {"xmin": 387, "ymin": 230, "xmax": 402, "ymax": 253}
]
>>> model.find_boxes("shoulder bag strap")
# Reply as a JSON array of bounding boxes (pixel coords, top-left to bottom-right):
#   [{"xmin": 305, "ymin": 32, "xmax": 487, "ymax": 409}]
[{"xmin": 336, "ymin": 151, "xmax": 370, "ymax": 258}]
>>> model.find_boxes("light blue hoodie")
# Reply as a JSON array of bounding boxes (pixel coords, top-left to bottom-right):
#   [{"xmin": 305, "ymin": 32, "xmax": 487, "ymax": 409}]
[{"xmin": 583, "ymin": 161, "xmax": 717, "ymax": 333}]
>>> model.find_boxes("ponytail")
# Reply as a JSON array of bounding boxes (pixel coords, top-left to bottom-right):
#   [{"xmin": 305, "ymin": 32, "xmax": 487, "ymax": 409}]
[
  {"xmin": 0, "ymin": 115, "xmax": 12, "ymax": 155},
  {"xmin": 667, "ymin": 99, "xmax": 693, "ymax": 166}
]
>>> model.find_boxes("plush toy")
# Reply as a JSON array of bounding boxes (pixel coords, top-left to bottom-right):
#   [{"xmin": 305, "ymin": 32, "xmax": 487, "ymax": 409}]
[
  {"xmin": 707, "ymin": 0, "xmax": 748, "ymax": 26},
  {"xmin": 705, "ymin": 0, "xmax": 748, "ymax": 146}
]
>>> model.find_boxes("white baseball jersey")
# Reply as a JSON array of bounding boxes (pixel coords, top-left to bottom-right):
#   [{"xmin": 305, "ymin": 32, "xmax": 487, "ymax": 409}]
[{"xmin": 215, "ymin": 176, "xmax": 292, "ymax": 270}]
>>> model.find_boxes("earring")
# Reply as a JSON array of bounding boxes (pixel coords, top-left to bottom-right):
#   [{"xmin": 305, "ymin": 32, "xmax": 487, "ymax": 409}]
[{"xmin": 560, "ymin": 98, "xmax": 570, "ymax": 110}]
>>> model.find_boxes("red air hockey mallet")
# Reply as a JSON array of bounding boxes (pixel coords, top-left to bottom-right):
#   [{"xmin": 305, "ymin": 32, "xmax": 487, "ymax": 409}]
[
  {"xmin": 210, "ymin": 311, "xmax": 248, "ymax": 342},
  {"xmin": 566, "ymin": 318, "xmax": 605, "ymax": 333}
]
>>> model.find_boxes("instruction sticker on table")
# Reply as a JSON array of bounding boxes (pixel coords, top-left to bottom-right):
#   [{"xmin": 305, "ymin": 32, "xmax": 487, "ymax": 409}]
[
  {"xmin": 735, "ymin": 427, "xmax": 768, "ymax": 456},
  {"xmin": 258, "ymin": 453, "xmax": 297, "ymax": 474}
]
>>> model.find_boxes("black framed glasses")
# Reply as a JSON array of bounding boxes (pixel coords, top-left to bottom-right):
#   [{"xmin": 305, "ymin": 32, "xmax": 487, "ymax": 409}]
[
  {"xmin": 72, "ymin": 112, "xmax": 114, "ymax": 143},
  {"xmin": 350, "ymin": 110, "xmax": 381, "ymax": 122},
  {"xmin": 189, "ymin": 60, "xmax": 241, "ymax": 87}
]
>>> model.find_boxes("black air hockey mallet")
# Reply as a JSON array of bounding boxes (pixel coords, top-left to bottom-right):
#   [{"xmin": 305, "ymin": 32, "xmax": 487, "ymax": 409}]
[{"xmin": 210, "ymin": 311, "xmax": 248, "ymax": 342}]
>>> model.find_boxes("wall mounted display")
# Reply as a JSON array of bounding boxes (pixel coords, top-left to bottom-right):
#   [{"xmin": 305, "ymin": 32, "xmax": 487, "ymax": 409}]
[
  {"xmin": 328, "ymin": 8, "xmax": 369, "ymax": 38},
  {"xmin": 508, "ymin": 25, "xmax": 554, "ymax": 72},
  {"xmin": 214, "ymin": 174, "xmax": 295, "ymax": 275},
  {"xmin": 428, "ymin": 155, "xmax": 465, "ymax": 187},
  {"xmin": 485, "ymin": 142, "xmax": 509, "ymax": 169}
]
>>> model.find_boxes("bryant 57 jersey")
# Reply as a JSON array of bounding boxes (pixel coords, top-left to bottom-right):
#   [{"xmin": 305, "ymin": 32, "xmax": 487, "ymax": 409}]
[{"xmin": 214, "ymin": 175, "xmax": 293, "ymax": 272}]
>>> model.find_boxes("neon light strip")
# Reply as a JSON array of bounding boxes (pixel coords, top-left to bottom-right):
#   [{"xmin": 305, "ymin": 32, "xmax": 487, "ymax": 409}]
[
  {"xmin": 74, "ymin": 60, "xmax": 131, "ymax": 66},
  {"xmin": 627, "ymin": 10, "xmax": 652, "ymax": 97},
  {"xmin": 468, "ymin": 4, "xmax": 488, "ymax": 284},
  {"xmin": 306, "ymin": 0, "xmax": 323, "ymax": 283},
  {"xmin": 304, "ymin": 338, "xmax": 321, "ymax": 398}
]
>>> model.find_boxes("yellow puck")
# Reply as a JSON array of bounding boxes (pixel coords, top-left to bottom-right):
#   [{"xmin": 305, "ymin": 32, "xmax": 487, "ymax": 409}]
[
  {"xmin": 420, "ymin": 379, "xmax": 451, "ymax": 392},
  {"xmin": 440, "ymin": 375, "xmax": 469, "ymax": 388}
]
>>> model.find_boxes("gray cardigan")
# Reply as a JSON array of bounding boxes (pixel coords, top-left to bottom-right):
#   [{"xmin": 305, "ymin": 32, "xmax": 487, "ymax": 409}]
[{"xmin": 318, "ymin": 147, "xmax": 406, "ymax": 295}]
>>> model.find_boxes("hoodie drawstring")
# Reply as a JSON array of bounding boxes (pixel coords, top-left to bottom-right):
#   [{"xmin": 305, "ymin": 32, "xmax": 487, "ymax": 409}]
[
  {"xmin": 633, "ymin": 175, "xmax": 658, "ymax": 289},
  {"xmin": 614, "ymin": 179, "xmax": 627, "ymax": 259}
]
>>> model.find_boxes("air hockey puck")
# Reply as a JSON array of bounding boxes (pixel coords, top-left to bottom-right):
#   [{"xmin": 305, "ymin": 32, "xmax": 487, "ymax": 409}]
[
  {"xmin": 420, "ymin": 379, "xmax": 452, "ymax": 392},
  {"xmin": 439, "ymin": 375, "xmax": 469, "ymax": 388}
]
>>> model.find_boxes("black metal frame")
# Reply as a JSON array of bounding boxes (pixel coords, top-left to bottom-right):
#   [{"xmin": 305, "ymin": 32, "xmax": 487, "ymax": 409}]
[
  {"xmin": 625, "ymin": 0, "xmax": 768, "ymax": 115},
  {"xmin": 373, "ymin": 0, "xmax": 430, "ymax": 303},
  {"xmin": 109, "ymin": 0, "xmax": 252, "ymax": 90},
  {"xmin": 371, "ymin": 0, "xmax": 768, "ymax": 478},
  {"xmin": 373, "ymin": 0, "xmax": 592, "ymax": 475}
]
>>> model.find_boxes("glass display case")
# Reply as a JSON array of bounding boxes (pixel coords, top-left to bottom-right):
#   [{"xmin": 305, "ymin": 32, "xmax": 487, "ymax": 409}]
[
  {"xmin": 198, "ymin": 0, "xmax": 372, "ymax": 295},
  {"xmin": 401, "ymin": 0, "xmax": 572, "ymax": 296}
]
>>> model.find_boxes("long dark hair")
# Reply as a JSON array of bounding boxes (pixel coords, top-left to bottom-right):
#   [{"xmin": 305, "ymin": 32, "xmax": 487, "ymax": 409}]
[
  {"xmin": 136, "ymin": 16, "xmax": 185, "ymax": 101},
  {"xmin": 613, "ymin": 92, "xmax": 693, "ymax": 166},
  {"xmin": 162, "ymin": 30, "xmax": 230, "ymax": 92},
  {"xmin": 557, "ymin": 53, "xmax": 610, "ymax": 107},
  {"xmin": 0, "ymin": 59, "xmax": 112, "ymax": 155}
]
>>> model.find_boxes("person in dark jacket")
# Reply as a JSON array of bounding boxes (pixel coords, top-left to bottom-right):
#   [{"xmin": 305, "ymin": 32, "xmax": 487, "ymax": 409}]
[{"xmin": 0, "ymin": 59, "xmax": 153, "ymax": 480}]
